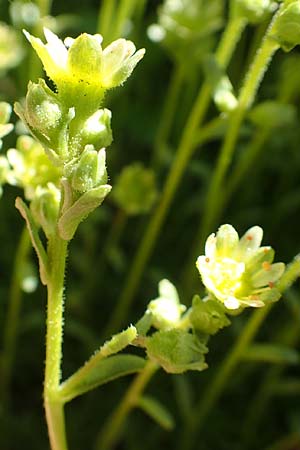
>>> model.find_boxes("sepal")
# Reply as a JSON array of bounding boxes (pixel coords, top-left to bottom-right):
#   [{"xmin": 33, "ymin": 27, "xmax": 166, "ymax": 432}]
[{"xmin": 146, "ymin": 329, "xmax": 208, "ymax": 374}]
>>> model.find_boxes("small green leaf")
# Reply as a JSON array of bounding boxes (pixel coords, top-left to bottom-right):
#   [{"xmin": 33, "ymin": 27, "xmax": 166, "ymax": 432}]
[
  {"xmin": 59, "ymin": 354, "xmax": 146, "ymax": 403},
  {"xmin": 15, "ymin": 197, "xmax": 48, "ymax": 285},
  {"xmin": 58, "ymin": 184, "xmax": 111, "ymax": 240},
  {"xmin": 146, "ymin": 329, "xmax": 208, "ymax": 374},
  {"xmin": 137, "ymin": 395, "xmax": 175, "ymax": 431},
  {"xmin": 242, "ymin": 343, "xmax": 300, "ymax": 365}
]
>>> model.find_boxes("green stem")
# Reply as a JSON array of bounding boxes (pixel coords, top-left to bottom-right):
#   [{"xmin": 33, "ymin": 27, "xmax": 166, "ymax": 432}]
[
  {"xmin": 44, "ymin": 234, "xmax": 68, "ymax": 450},
  {"xmin": 111, "ymin": 0, "xmax": 137, "ymax": 42},
  {"xmin": 103, "ymin": 18, "xmax": 246, "ymax": 335},
  {"xmin": 97, "ymin": 0, "xmax": 117, "ymax": 42},
  {"xmin": 199, "ymin": 36, "xmax": 279, "ymax": 248},
  {"xmin": 95, "ymin": 360, "xmax": 159, "ymax": 450},
  {"xmin": 0, "ymin": 226, "xmax": 31, "ymax": 406},
  {"xmin": 151, "ymin": 64, "xmax": 185, "ymax": 169}
]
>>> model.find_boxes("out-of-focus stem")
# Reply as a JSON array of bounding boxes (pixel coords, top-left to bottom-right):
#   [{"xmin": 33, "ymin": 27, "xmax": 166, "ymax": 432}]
[
  {"xmin": 0, "ymin": 227, "xmax": 31, "ymax": 406},
  {"xmin": 105, "ymin": 17, "xmax": 247, "ymax": 335}
]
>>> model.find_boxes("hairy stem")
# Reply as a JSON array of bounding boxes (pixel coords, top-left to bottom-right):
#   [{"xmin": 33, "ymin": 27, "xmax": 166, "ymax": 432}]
[{"xmin": 44, "ymin": 234, "xmax": 68, "ymax": 450}]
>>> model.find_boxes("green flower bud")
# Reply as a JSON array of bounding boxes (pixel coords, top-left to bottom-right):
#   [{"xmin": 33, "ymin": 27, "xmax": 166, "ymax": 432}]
[
  {"xmin": 232, "ymin": 0, "xmax": 276, "ymax": 24},
  {"xmin": 270, "ymin": 1, "xmax": 300, "ymax": 51},
  {"xmin": 80, "ymin": 108, "xmax": 112, "ymax": 149},
  {"xmin": 71, "ymin": 146, "xmax": 107, "ymax": 193},
  {"xmin": 24, "ymin": 80, "xmax": 63, "ymax": 139},
  {"xmin": 196, "ymin": 224, "xmax": 285, "ymax": 311},
  {"xmin": 149, "ymin": 0, "xmax": 224, "ymax": 63},
  {"xmin": 146, "ymin": 329, "xmax": 208, "ymax": 374},
  {"xmin": 190, "ymin": 296, "xmax": 231, "ymax": 335},
  {"xmin": 30, "ymin": 183, "xmax": 61, "ymax": 237},
  {"xmin": 113, "ymin": 163, "xmax": 157, "ymax": 215},
  {"xmin": 147, "ymin": 279, "xmax": 186, "ymax": 330}
]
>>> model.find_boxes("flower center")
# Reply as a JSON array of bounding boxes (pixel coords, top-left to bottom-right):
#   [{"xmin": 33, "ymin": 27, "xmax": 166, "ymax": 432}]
[{"xmin": 209, "ymin": 257, "xmax": 245, "ymax": 298}]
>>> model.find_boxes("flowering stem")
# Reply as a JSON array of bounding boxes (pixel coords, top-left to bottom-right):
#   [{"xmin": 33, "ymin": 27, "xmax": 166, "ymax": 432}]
[
  {"xmin": 104, "ymin": 17, "xmax": 247, "ymax": 336},
  {"xmin": 151, "ymin": 63, "xmax": 185, "ymax": 169},
  {"xmin": 0, "ymin": 226, "xmax": 31, "ymax": 406},
  {"xmin": 178, "ymin": 256, "xmax": 300, "ymax": 450},
  {"xmin": 197, "ymin": 16, "xmax": 281, "ymax": 251},
  {"xmin": 95, "ymin": 360, "xmax": 159, "ymax": 450},
  {"xmin": 44, "ymin": 233, "xmax": 68, "ymax": 450}
]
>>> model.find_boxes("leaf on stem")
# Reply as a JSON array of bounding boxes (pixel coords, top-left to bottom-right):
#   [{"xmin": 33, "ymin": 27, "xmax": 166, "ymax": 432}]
[
  {"xmin": 58, "ymin": 184, "xmax": 112, "ymax": 240},
  {"xmin": 15, "ymin": 197, "xmax": 48, "ymax": 285},
  {"xmin": 59, "ymin": 354, "xmax": 146, "ymax": 403}
]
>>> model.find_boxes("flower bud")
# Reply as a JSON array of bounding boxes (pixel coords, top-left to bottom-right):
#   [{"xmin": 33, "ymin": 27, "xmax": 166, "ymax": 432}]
[
  {"xmin": 113, "ymin": 163, "xmax": 157, "ymax": 215},
  {"xmin": 146, "ymin": 329, "xmax": 208, "ymax": 374},
  {"xmin": 270, "ymin": 1, "xmax": 300, "ymax": 51},
  {"xmin": 232, "ymin": 0, "xmax": 276, "ymax": 24},
  {"xmin": 24, "ymin": 80, "xmax": 63, "ymax": 138},
  {"xmin": 189, "ymin": 296, "xmax": 230, "ymax": 335},
  {"xmin": 30, "ymin": 183, "xmax": 61, "ymax": 237},
  {"xmin": 147, "ymin": 279, "xmax": 186, "ymax": 330},
  {"xmin": 80, "ymin": 108, "xmax": 112, "ymax": 149},
  {"xmin": 248, "ymin": 101, "xmax": 297, "ymax": 129},
  {"xmin": 71, "ymin": 146, "xmax": 107, "ymax": 193}
]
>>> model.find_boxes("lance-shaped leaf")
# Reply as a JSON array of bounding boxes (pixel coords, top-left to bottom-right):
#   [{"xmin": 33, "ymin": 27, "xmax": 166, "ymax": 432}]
[
  {"xmin": 59, "ymin": 354, "xmax": 146, "ymax": 403},
  {"xmin": 58, "ymin": 184, "xmax": 111, "ymax": 240},
  {"xmin": 15, "ymin": 197, "xmax": 48, "ymax": 285}
]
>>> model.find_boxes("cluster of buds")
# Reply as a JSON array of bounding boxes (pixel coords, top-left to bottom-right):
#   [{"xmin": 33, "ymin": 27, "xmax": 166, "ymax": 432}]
[
  {"xmin": 14, "ymin": 28, "xmax": 145, "ymax": 240},
  {"xmin": 148, "ymin": 0, "xmax": 224, "ymax": 64},
  {"xmin": 113, "ymin": 163, "xmax": 158, "ymax": 215}
]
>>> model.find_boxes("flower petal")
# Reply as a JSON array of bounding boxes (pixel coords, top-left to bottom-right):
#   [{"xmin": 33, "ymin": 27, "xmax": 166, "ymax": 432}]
[
  {"xmin": 216, "ymin": 224, "xmax": 239, "ymax": 257},
  {"xmin": 246, "ymin": 246, "xmax": 275, "ymax": 273},
  {"xmin": 238, "ymin": 226, "xmax": 263, "ymax": 260},
  {"xmin": 224, "ymin": 296, "xmax": 240, "ymax": 310},
  {"xmin": 205, "ymin": 233, "xmax": 216, "ymax": 259},
  {"xmin": 251, "ymin": 262, "xmax": 285, "ymax": 288}
]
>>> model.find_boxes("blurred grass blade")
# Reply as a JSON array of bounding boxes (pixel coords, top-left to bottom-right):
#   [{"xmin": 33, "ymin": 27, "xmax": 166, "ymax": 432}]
[
  {"xmin": 242, "ymin": 343, "xmax": 299, "ymax": 365},
  {"xmin": 137, "ymin": 395, "xmax": 175, "ymax": 431}
]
